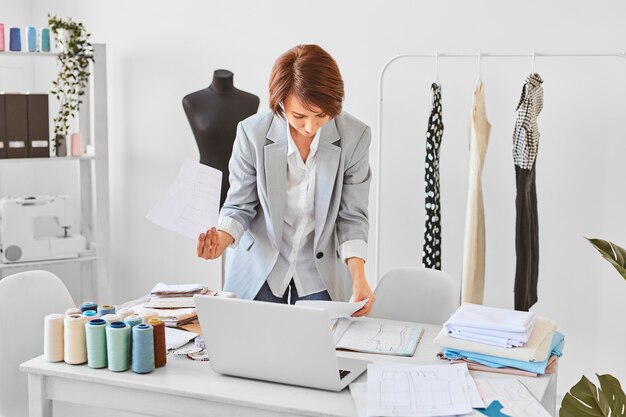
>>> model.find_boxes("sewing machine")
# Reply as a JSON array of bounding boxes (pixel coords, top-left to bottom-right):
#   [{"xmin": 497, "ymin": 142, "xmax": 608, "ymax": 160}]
[{"xmin": 0, "ymin": 195, "xmax": 87, "ymax": 263}]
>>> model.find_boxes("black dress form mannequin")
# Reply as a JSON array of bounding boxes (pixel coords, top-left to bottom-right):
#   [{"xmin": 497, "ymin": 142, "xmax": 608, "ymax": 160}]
[{"xmin": 183, "ymin": 69, "xmax": 260, "ymax": 208}]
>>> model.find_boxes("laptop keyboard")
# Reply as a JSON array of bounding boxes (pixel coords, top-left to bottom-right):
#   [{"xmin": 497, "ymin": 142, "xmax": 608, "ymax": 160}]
[{"xmin": 339, "ymin": 369, "xmax": 351, "ymax": 379}]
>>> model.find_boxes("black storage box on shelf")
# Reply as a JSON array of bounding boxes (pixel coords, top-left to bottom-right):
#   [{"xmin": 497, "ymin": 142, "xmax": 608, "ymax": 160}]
[
  {"xmin": 0, "ymin": 94, "xmax": 6, "ymax": 159},
  {"xmin": 5, "ymin": 94, "xmax": 29, "ymax": 159},
  {"xmin": 27, "ymin": 94, "xmax": 50, "ymax": 158}
]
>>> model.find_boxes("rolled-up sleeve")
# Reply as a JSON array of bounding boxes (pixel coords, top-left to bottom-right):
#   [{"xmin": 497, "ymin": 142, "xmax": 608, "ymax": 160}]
[
  {"xmin": 336, "ymin": 125, "xmax": 371, "ymax": 261},
  {"xmin": 218, "ymin": 216, "xmax": 244, "ymax": 248}
]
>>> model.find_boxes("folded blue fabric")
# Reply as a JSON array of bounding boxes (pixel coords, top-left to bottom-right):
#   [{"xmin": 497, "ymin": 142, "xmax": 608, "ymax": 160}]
[{"xmin": 442, "ymin": 331, "xmax": 564, "ymax": 374}]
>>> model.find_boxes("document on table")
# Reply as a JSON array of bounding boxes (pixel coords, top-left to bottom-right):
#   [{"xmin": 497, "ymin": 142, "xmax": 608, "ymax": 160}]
[
  {"xmin": 335, "ymin": 320, "xmax": 424, "ymax": 356},
  {"xmin": 474, "ymin": 378, "xmax": 551, "ymax": 417},
  {"xmin": 294, "ymin": 299, "xmax": 367, "ymax": 319},
  {"xmin": 164, "ymin": 326, "xmax": 198, "ymax": 350},
  {"xmin": 366, "ymin": 363, "xmax": 480, "ymax": 416},
  {"xmin": 146, "ymin": 159, "xmax": 222, "ymax": 240}
]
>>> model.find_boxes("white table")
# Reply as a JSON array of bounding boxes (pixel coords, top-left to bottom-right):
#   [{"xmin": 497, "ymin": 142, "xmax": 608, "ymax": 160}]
[{"xmin": 21, "ymin": 322, "xmax": 557, "ymax": 417}]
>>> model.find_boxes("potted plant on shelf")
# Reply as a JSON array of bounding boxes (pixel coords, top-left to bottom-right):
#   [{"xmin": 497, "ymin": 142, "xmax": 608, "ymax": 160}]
[
  {"xmin": 559, "ymin": 238, "xmax": 626, "ymax": 416},
  {"xmin": 48, "ymin": 14, "xmax": 94, "ymax": 157}
]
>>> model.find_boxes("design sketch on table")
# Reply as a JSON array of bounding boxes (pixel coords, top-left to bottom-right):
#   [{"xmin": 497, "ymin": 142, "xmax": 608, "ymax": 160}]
[
  {"xmin": 380, "ymin": 370, "xmax": 453, "ymax": 411},
  {"xmin": 339, "ymin": 322, "xmax": 414, "ymax": 353},
  {"xmin": 475, "ymin": 379, "xmax": 552, "ymax": 417}
]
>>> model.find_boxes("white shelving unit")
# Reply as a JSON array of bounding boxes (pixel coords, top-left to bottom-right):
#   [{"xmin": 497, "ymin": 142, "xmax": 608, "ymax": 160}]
[{"xmin": 0, "ymin": 43, "xmax": 111, "ymax": 303}]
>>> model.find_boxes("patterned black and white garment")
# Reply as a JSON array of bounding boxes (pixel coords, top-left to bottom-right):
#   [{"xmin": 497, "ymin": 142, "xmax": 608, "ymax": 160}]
[
  {"xmin": 512, "ymin": 73, "xmax": 544, "ymax": 311},
  {"xmin": 422, "ymin": 83, "xmax": 444, "ymax": 270}
]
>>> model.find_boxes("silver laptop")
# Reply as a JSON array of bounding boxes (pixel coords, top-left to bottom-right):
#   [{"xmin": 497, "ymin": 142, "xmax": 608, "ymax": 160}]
[{"xmin": 193, "ymin": 295, "xmax": 368, "ymax": 391}]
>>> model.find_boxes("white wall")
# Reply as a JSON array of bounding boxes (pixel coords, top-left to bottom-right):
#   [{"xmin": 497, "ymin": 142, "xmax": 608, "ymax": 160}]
[{"xmin": 18, "ymin": 0, "xmax": 626, "ymax": 397}]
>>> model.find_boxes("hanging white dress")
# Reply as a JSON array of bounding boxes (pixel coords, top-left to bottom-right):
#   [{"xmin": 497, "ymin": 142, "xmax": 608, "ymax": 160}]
[{"xmin": 461, "ymin": 80, "xmax": 491, "ymax": 304}]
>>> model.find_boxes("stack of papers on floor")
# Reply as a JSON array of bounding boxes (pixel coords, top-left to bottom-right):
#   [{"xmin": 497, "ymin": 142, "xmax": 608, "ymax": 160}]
[
  {"xmin": 444, "ymin": 303, "xmax": 535, "ymax": 348},
  {"xmin": 436, "ymin": 304, "xmax": 564, "ymax": 376}
]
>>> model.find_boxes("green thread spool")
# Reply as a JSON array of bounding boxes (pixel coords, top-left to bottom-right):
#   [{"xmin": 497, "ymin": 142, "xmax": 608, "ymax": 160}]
[
  {"xmin": 106, "ymin": 322, "xmax": 130, "ymax": 372},
  {"xmin": 86, "ymin": 319, "xmax": 107, "ymax": 368}
]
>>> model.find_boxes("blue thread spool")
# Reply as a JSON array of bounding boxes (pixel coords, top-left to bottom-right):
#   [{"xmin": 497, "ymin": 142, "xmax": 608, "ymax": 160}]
[
  {"xmin": 40, "ymin": 27, "xmax": 50, "ymax": 52},
  {"xmin": 106, "ymin": 322, "xmax": 130, "ymax": 372},
  {"xmin": 86, "ymin": 319, "xmax": 108, "ymax": 368},
  {"xmin": 9, "ymin": 27, "xmax": 21, "ymax": 51},
  {"xmin": 83, "ymin": 310, "xmax": 99, "ymax": 319},
  {"xmin": 132, "ymin": 324, "xmax": 155, "ymax": 374},
  {"xmin": 26, "ymin": 26, "xmax": 36, "ymax": 52},
  {"xmin": 98, "ymin": 304, "xmax": 116, "ymax": 316},
  {"xmin": 80, "ymin": 301, "xmax": 98, "ymax": 313}
]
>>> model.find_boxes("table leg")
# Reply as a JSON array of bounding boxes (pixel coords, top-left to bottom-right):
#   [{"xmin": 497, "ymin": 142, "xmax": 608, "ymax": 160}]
[{"xmin": 28, "ymin": 374, "xmax": 52, "ymax": 417}]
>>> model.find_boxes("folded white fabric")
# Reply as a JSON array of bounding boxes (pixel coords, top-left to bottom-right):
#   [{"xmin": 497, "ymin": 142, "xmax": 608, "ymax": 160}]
[
  {"xmin": 443, "ymin": 303, "xmax": 535, "ymax": 348},
  {"xmin": 435, "ymin": 316, "xmax": 557, "ymax": 362},
  {"xmin": 150, "ymin": 282, "xmax": 205, "ymax": 295}
]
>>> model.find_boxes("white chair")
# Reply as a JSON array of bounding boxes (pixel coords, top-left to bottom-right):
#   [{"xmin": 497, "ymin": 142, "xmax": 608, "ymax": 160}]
[
  {"xmin": 369, "ymin": 267, "xmax": 460, "ymax": 325},
  {"xmin": 0, "ymin": 270, "xmax": 75, "ymax": 417}
]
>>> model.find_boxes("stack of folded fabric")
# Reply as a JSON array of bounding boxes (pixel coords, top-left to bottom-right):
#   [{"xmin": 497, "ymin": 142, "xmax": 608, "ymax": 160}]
[{"xmin": 435, "ymin": 303, "xmax": 564, "ymax": 377}]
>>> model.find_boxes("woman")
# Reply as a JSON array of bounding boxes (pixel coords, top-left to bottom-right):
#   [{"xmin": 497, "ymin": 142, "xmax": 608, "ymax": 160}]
[{"xmin": 197, "ymin": 44, "xmax": 375, "ymax": 316}]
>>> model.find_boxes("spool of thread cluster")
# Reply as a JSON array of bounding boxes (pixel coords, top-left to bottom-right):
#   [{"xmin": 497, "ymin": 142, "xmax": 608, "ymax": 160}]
[
  {"xmin": 26, "ymin": 26, "xmax": 36, "ymax": 52},
  {"xmin": 40, "ymin": 27, "xmax": 50, "ymax": 52},
  {"xmin": 141, "ymin": 312, "xmax": 158, "ymax": 324},
  {"xmin": 80, "ymin": 301, "xmax": 98, "ymax": 313},
  {"xmin": 9, "ymin": 27, "xmax": 21, "ymax": 51},
  {"xmin": 106, "ymin": 322, "xmax": 130, "ymax": 372},
  {"xmin": 149, "ymin": 318, "xmax": 167, "ymax": 368},
  {"xmin": 117, "ymin": 308, "xmax": 134, "ymax": 320},
  {"xmin": 85, "ymin": 319, "xmax": 108, "ymax": 368},
  {"xmin": 65, "ymin": 307, "xmax": 81, "ymax": 316},
  {"xmin": 132, "ymin": 324, "xmax": 155, "ymax": 374},
  {"xmin": 98, "ymin": 304, "xmax": 116, "ymax": 316},
  {"xmin": 0, "ymin": 24, "xmax": 5, "ymax": 52},
  {"xmin": 83, "ymin": 310, "xmax": 99, "ymax": 319},
  {"xmin": 101, "ymin": 314, "xmax": 121, "ymax": 324},
  {"xmin": 43, "ymin": 313, "xmax": 65, "ymax": 362},
  {"xmin": 64, "ymin": 315, "xmax": 88, "ymax": 365}
]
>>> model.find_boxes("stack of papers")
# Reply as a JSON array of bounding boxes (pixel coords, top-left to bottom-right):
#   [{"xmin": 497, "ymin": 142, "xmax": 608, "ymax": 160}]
[{"xmin": 443, "ymin": 303, "xmax": 536, "ymax": 348}]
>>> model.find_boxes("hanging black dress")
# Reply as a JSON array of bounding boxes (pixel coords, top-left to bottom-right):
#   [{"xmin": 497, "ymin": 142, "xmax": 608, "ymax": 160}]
[{"xmin": 423, "ymin": 83, "xmax": 444, "ymax": 270}]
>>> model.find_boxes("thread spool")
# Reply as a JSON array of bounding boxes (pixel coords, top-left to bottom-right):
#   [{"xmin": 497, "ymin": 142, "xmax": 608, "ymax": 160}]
[
  {"xmin": 9, "ymin": 27, "xmax": 21, "ymax": 51},
  {"xmin": 149, "ymin": 318, "xmax": 166, "ymax": 368},
  {"xmin": 0, "ymin": 23, "xmax": 5, "ymax": 52},
  {"xmin": 132, "ymin": 324, "xmax": 155, "ymax": 374},
  {"xmin": 80, "ymin": 301, "xmax": 98, "ymax": 313},
  {"xmin": 43, "ymin": 313, "xmax": 65, "ymax": 362},
  {"xmin": 40, "ymin": 27, "xmax": 50, "ymax": 52},
  {"xmin": 106, "ymin": 322, "xmax": 130, "ymax": 372},
  {"xmin": 124, "ymin": 314, "xmax": 142, "ymax": 329},
  {"xmin": 86, "ymin": 319, "xmax": 108, "ymax": 368},
  {"xmin": 117, "ymin": 308, "xmax": 134, "ymax": 320},
  {"xmin": 83, "ymin": 310, "xmax": 99, "ymax": 320},
  {"xmin": 26, "ymin": 26, "xmax": 36, "ymax": 52},
  {"xmin": 140, "ymin": 312, "xmax": 157, "ymax": 324},
  {"xmin": 98, "ymin": 304, "xmax": 116, "ymax": 316},
  {"xmin": 101, "ymin": 314, "xmax": 121, "ymax": 324},
  {"xmin": 64, "ymin": 315, "xmax": 87, "ymax": 365},
  {"xmin": 65, "ymin": 307, "xmax": 81, "ymax": 316}
]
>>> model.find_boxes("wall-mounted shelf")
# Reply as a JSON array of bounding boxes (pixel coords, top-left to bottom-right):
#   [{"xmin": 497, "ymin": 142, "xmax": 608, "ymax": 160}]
[
  {"xmin": 0, "ymin": 51, "xmax": 59, "ymax": 57},
  {"xmin": 0, "ymin": 254, "xmax": 97, "ymax": 270},
  {"xmin": 0, "ymin": 155, "xmax": 96, "ymax": 164}
]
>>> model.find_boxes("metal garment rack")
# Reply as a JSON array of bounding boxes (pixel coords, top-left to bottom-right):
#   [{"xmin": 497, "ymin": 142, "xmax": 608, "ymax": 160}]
[{"xmin": 374, "ymin": 50, "xmax": 626, "ymax": 281}]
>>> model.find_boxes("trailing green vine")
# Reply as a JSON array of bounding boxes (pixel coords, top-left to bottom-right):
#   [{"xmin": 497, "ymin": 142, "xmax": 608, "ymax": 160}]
[{"xmin": 48, "ymin": 14, "xmax": 94, "ymax": 141}]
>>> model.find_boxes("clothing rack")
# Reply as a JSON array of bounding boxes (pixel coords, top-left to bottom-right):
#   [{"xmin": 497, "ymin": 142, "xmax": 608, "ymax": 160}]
[{"xmin": 373, "ymin": 50, "xmax": 626, "ymax": 281}]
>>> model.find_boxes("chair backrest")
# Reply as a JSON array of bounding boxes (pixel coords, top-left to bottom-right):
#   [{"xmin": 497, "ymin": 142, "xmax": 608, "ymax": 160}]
[
  {"xmin": 369, "ymin": 267, "xmax": 460, "ymax": 325},
  {"xmin": 0, "ymin": 270, "xmax": 75, "ymax": 417}
]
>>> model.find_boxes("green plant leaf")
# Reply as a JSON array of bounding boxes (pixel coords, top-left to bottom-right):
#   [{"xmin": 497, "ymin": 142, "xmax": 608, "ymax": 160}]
[
  {"xmin": 586, "ymin": 238, "xmax": 626, "ymax": 281},
  {"xmin": 560, "ymin": 374, "xmax": 626, "ymax": 417}
]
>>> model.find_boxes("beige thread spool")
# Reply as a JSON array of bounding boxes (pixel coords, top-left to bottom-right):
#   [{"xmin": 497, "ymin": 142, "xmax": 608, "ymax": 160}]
[
  {"xmin": 44, "ymin": 313, "xmax": 65, "ymax": 362},
  {"xmin": 64, "ymin": 315, "xmax": 88, "ymax": 364}
]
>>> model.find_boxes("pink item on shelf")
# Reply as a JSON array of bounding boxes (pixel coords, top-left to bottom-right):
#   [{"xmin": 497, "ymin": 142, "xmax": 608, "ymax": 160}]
[
  {"xmin": 70, "ymin": 132, "xmax": 83, "ymax": 156},
  {"xmin": 0, "ymin": 23, "xmax": 5, "ymax": 51}
]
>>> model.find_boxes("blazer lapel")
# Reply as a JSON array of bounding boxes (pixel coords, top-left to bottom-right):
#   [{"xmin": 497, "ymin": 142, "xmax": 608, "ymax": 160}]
[
  {"xmin": 264, "ymin": 115, "xmax": 287, "ymax": 247},
  {"xmin": 314, "ymin": 119, "xmax": 341, "ymax": 249}
]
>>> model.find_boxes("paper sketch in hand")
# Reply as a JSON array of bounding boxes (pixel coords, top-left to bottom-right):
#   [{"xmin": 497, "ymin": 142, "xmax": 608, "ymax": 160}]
[{"xmin": 146, "ymin": 159, "xmax": 222, "ymax": 240}]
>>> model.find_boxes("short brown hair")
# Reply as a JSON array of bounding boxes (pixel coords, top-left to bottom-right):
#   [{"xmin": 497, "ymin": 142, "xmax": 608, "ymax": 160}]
[{"xmin": 269, "ymin": 44, "xmax": 344, "ymax": 118}]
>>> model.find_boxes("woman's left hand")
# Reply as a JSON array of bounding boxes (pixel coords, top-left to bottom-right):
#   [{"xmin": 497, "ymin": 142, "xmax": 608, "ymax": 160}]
[{"xmin": 351, "ymin": 276, "xmax": 376, "ymax": 317}]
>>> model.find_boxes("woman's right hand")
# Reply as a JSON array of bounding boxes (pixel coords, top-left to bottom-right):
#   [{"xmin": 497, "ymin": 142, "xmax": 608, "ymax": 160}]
[{"xmin": 197, "ymin": 228, "xmax": 234, "ymax": 260}]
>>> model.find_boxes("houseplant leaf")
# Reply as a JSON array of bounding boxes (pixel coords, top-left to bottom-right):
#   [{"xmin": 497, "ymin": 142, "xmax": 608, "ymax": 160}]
[
  {"xmin": 586, "ymin": 238, "xmax": 626, "ymax": 281},
  {"xmin": 560, "ymin": 374, "xmax": 626, "ymax": 417}
]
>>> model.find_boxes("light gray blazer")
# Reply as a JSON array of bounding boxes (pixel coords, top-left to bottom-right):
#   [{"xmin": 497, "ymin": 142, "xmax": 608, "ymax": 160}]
[{"xmin": 220, "ymin": 110, "xmax": 371, "ymax": 301}]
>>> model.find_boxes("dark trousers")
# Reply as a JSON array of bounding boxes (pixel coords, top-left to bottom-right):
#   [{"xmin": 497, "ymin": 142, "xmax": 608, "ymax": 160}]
[
  {"xmin": 254, "ymin": 280, "xmax": 331, "ymax": 305},
  {"xmin": 514, "ymin": 165, "xmax": 539, "ymax": 311}
]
